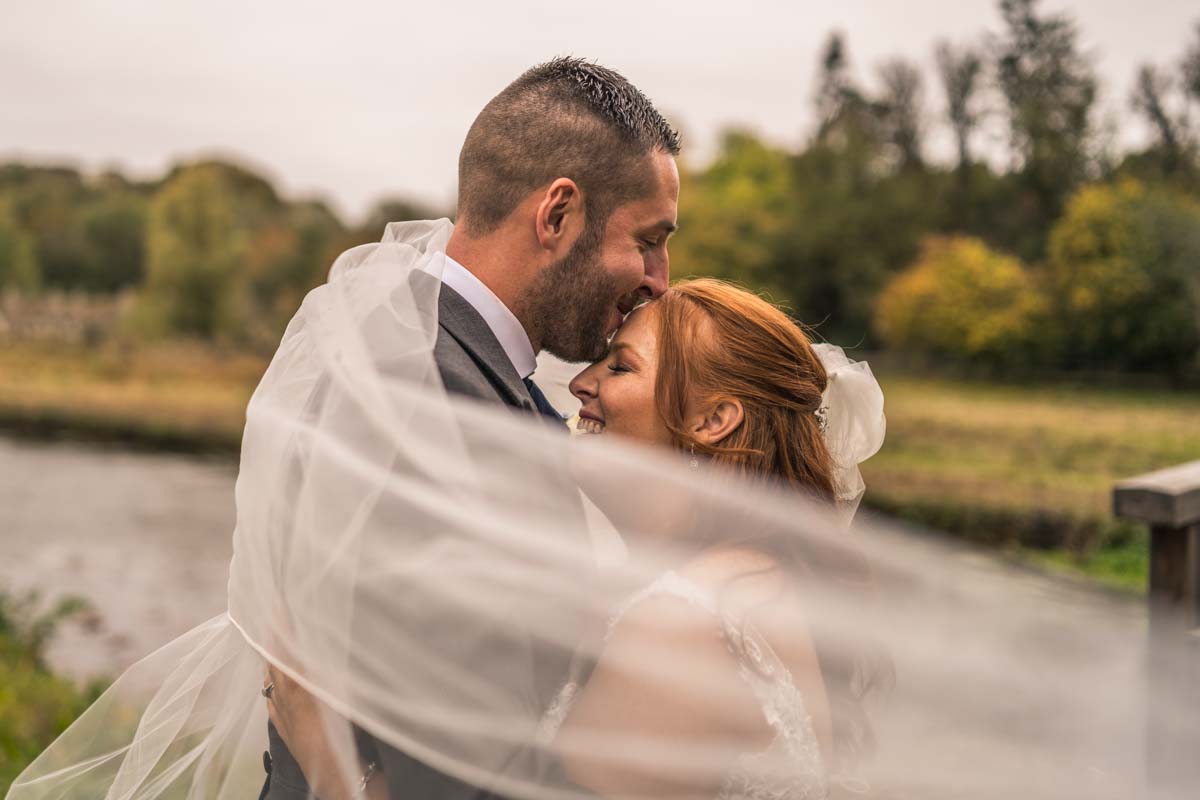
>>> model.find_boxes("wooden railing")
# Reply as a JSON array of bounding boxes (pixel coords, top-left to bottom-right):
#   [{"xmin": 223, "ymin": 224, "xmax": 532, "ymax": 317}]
[{"xmin": 1113, "ymin": 461, "xmax": 1200, "ymax": 799}]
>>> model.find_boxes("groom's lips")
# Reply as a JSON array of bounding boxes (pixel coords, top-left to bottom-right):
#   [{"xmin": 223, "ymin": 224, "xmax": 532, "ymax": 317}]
[
  {"xmin": 607, "ymin": 296, "xmax": 638, "ymax": 334},
  {"xmin": 605, "ymin": 306, "xmax": 624, "ymax": 336}
]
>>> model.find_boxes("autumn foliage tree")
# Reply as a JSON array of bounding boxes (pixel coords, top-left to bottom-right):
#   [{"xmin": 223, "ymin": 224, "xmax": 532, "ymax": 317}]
[{"xmin": 874, "ymin": 236, "xmax": 1043, "ymax": 367}]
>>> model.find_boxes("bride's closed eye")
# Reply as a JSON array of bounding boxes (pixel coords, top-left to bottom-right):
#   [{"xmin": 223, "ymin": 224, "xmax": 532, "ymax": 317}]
[{"xmin": 607, "ymin": 362, "xmax": 632, "ymax": 374}]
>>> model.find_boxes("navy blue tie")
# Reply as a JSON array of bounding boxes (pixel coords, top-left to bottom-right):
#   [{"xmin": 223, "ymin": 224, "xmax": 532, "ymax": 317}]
[{"xmin": 523, "ymin": 376, "xmax": 565, "ymax": 426}]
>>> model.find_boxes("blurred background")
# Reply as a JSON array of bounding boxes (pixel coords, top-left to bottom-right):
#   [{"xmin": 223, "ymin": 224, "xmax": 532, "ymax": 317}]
[{"xmin": 2, "ymin": 0, "xmax": 1199, "ymax": 791}]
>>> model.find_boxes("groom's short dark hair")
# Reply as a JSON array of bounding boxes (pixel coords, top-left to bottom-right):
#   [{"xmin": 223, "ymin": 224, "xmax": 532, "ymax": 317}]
[{"xmin": 456, "ymin": 57, "xmax": 681, "ymax": 236}]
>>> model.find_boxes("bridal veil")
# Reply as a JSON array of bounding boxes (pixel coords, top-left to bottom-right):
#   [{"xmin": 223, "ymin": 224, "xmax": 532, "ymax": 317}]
[{"xmin": 8, "ymin": 220, "xmax": 1192, "ymax": 800}]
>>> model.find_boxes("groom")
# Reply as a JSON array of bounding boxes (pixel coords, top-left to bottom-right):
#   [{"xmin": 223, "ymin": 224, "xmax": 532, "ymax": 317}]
[{"xmin": 262, "ymin": 57, "xmax": 680, "ymax": 799}]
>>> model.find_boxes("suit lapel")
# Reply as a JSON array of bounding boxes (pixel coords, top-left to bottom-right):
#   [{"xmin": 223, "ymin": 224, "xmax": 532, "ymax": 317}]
[{"xmin": 437, "ymin": 284, "xmax": 535, "ymax": 410}]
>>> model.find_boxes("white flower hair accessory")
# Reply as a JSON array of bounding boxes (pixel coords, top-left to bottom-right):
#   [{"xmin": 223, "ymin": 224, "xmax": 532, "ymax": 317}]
[{"xmin": 811, "ymin": 344, "xmax": 887, "ymax": 524}]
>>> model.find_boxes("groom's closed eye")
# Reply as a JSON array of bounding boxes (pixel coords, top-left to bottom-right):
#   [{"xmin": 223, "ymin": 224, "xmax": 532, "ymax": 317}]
[{"xmin": 635, "ymin": 221, "xmax": 677, "ymax": 249}]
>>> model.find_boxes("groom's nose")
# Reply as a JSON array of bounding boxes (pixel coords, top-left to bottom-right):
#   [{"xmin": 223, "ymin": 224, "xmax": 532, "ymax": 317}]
[{"xmin": 640, "ymin": 249, "xmax": 669, "ymax": 299}]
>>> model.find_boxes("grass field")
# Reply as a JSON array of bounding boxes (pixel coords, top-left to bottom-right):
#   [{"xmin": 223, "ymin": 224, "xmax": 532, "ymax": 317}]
[
  {"xmin": 3, "ymin": 340, "xmax": 1196, "ymax": 591},
  {"xmin": 863, "ymin": 371, "xmax": 1200, "ymax": 591},
  {"xmin": 866, "ymin": 372, "xmax": 1199, "ymax": 517}
]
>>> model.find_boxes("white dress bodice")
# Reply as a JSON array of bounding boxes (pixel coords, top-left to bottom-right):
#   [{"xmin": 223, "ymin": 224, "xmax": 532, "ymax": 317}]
[{"xmin": 537, "ymin": 571, "xmax": 829, "ymax": 800}]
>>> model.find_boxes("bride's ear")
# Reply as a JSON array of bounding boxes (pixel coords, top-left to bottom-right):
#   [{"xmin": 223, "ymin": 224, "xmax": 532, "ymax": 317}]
[{"xmin": 690, "ymin": 399, "xmax": 744, "ymax": 447}]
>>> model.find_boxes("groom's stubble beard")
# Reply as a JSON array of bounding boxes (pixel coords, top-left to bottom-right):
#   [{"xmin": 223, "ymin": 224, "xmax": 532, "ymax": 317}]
[{"xmin": 521, "ymin": 225, "xmax": 630, "ymax": 363}]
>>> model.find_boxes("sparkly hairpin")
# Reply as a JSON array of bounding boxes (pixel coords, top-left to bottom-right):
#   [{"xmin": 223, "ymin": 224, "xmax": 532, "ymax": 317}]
[{"xmin": 815, "ymin": 404, "xmax": 830, "ymax": 435}]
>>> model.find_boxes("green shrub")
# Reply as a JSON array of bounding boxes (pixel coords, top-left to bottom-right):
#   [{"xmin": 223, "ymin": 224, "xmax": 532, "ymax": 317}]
[
  {"xmin": 0, "ymin": 591, "xmax": 105, "ymax": 795},
  {"xmin": 874, "ymin": 235, "xmax": 1044, "ymax": 366}
]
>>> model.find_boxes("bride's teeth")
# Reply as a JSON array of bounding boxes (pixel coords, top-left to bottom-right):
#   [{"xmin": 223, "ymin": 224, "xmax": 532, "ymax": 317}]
[{"xmin": 575, "ymin": 417, "xmax": 605, "ymax": 434}]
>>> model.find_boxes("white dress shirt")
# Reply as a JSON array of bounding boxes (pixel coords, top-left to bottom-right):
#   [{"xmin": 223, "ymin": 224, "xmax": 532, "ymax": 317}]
[{"xmin": 440, "ymin": 254, "xmax": 537, "ymax": 380}]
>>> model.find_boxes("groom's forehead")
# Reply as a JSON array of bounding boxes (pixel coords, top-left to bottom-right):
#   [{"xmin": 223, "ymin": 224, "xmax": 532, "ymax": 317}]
[
  {"xmin": 626, "ymin": 151, "xmax": 680, "ymax": 211},
  {"xmin": 613, "ymin": 182, "xmax": 679, "ymax": 232}
]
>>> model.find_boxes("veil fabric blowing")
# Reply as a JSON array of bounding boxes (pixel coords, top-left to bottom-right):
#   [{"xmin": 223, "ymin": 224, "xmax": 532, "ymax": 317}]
[{"xmin": 7, "ymin": 220, "xmax": 1188, "ymax": 800}]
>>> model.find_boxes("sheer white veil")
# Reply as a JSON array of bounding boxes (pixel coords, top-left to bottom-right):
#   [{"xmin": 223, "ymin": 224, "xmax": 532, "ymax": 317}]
[{"xmin": 7, "ymin": 220, "xmax": 1194, "ymax": 800}]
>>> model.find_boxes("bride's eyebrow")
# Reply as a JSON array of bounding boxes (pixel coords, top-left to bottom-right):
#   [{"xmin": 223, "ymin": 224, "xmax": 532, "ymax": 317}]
[{"xmin": 608, "ymin": 341, "xmax": 644, "ymax": 364}]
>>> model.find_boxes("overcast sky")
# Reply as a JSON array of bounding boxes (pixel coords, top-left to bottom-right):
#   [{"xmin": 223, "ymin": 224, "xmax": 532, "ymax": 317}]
[{"xmin": 3, "ymin": 0, "xmax": 1196, "ymax": 221}]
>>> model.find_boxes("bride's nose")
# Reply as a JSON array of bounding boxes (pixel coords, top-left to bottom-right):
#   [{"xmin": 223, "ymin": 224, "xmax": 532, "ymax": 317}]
[{"xmin": 569, "ymin": 364, "xmax": 600, "ymax": 403}]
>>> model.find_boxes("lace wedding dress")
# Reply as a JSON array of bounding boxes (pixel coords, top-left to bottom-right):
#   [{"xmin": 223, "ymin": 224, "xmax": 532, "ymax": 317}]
[{"xmin": 538, "ymin": 571, "xmax": 829, "ymax": 800}]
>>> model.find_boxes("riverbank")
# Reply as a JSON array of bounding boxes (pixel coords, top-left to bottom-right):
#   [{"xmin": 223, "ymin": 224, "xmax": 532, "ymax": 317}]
[
  {"xmin": 0, "ymin": 341, "xmax": 252, "ymax": 453},
  {"xmin": 4, "ymin": 340, "xmax": 1195, "ymax": 591}
]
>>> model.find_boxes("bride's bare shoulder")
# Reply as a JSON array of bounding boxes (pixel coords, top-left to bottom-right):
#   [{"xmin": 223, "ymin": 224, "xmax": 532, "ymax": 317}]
[
  {"xmin": 676, "ymin": 545, "xmax": 792, "ymax": 607},
  {"xmin": 675, "ymin": 546, "xmax": 821, "ymax": 673}
]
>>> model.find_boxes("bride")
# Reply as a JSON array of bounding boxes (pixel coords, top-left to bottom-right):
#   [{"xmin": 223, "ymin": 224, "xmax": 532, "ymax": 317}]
[
  {"xmin": 543, "ymin": 278, "xmax": 887, "ymax": 798},
  {"xmin": 549, "ymin": 277, "xmax": 888, "ymax": 800}
]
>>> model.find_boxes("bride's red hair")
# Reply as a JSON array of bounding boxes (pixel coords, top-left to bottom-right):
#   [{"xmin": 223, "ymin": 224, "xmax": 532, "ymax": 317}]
[
  {"xmin": 653, "ymin": 278, "xmax": 837, "ymax": 501},
  {"xmin": 651, "ymin": 278, "xmax": 888, "ymax": 773}
]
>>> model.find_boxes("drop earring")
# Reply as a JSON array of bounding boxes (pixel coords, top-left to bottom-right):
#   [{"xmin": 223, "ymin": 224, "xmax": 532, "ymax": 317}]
[{"xmin": 689, "ymin": 443, "xmax": 699, "ymax": 469}]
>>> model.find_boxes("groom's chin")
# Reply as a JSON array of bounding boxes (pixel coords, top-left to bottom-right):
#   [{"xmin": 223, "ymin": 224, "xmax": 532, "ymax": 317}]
[
  {"xmin": 577, "ymin": 338, "xmax": 610, "ymax": 364},
  {"xmin": 545, "ymin": 334, "xmax": 607, "ymax": 365}
]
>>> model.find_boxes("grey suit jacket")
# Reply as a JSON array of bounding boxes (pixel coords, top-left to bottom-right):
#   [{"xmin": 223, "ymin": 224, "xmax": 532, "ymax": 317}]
[
  {"xmin": 262, "ymin": 283, "xmax": 574, "ymax": 800},
  {"xmin": 434, "ymin": 284, "xmax": 540, "ymax": 412}
]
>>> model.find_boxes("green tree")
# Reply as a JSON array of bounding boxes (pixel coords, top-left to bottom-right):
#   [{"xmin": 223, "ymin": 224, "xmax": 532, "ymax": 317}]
[
  {"xmin": 672, "ymin": 131, "xmax": 796, "ymax": 298},
  {"xmin": 1045, "ymin": 180, "xmax": 1200, "ymax": 374},
  {"xmin": 934, "ymin": 40, "xmax": 986, "ymax": 179},
  {"xmin": 140, "ymin": 160, "xmax": 300, "ymax": 341},
  {"xmin": 358, "ymin": 197, "xmax": 440, "ymax": 243},
  {"xmin": 159, "ymin": 159, "xmax": 282, "ymax": 222},
  {"xmin": 782, "ymin": 148, "xmax": 946, "ymax": 341},
  {"xmin": 241, "ymin": 200, "xmax": 346, "ymax": 338},
  {"xmin": 77, "ymin": 191, "xmax": 148, "ymax": 292},
  {"xmin": 781, "ymin": 35, "xmax": 946, "ymax": 339},
  {"xmin": 1131, "ymin": 66, "xmax": 1188, "ymax": 171},
  {"xmin": 0, "ymin": 204, "xmax": 39, "ymax": 291},
  {"xmin": 813, "ymin": 32, "xmax": 879, "ymax": 150},
  {"xmin": 1182, "ymin": 21, "xmax": 1200, "ymax": 104},
  {"xmin": 141, "ymin": 165, "xmax": 247, "ymax": 338},
  {"xmin": 0, "ymin": 167, "xmax": 91, "ymax": 289},
  {"xmin": 993, "ymin": 0, "xmax": 1099, "ymax": 259},
  {"xmin": 875, "ymin": 57, "xmax": 926, "ymax": 172}
]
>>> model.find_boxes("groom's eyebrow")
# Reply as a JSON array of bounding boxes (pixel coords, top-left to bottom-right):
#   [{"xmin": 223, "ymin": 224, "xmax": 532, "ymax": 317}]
[{"xmin": 640, "ymin": 220, "xmax": 677, "ymax": 238}]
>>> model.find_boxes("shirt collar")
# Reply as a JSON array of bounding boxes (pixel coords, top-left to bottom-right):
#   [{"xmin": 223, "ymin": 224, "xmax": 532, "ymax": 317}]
[{"xmin": 440, "ymin": 254, "xmax": 538, "ymax": 380}]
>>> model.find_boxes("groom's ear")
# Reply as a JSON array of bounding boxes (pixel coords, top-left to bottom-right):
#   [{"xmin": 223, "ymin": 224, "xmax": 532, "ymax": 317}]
[
  {"xmin": 535, "ymin": 178, "xmax": 584, "ymax": 253},
  {"xmin": 690, "ymin": 399, "xmax": 744, "ymax": 447}
]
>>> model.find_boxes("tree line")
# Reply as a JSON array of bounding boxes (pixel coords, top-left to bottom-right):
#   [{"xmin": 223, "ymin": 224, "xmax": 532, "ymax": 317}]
[
  {"xmin": 673, "ymin": 0, "xmax": 1200, "ymax": 377},
  {"xmin": 1, "ymin": 0, "xmax": 1198, "ymax": 374},
  {"xmin": 0, "ymin": 159, "xmax": 438, "ymax": 347}
]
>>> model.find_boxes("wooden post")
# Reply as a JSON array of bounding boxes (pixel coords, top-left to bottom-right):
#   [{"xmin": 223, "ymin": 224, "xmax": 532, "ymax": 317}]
[{"xmin": 1114, "ymin": 461, "xmax": 1200, "ymax": 799}]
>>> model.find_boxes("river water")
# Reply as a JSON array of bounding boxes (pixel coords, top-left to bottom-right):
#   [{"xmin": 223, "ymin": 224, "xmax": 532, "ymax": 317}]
[
  {"xmin": 0, "ymin": 435, "xmax": 236, "ymax": 679},
  {"xmin": 1, "ymin": 432, "xmax": 1147, "ymax": 687}
]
